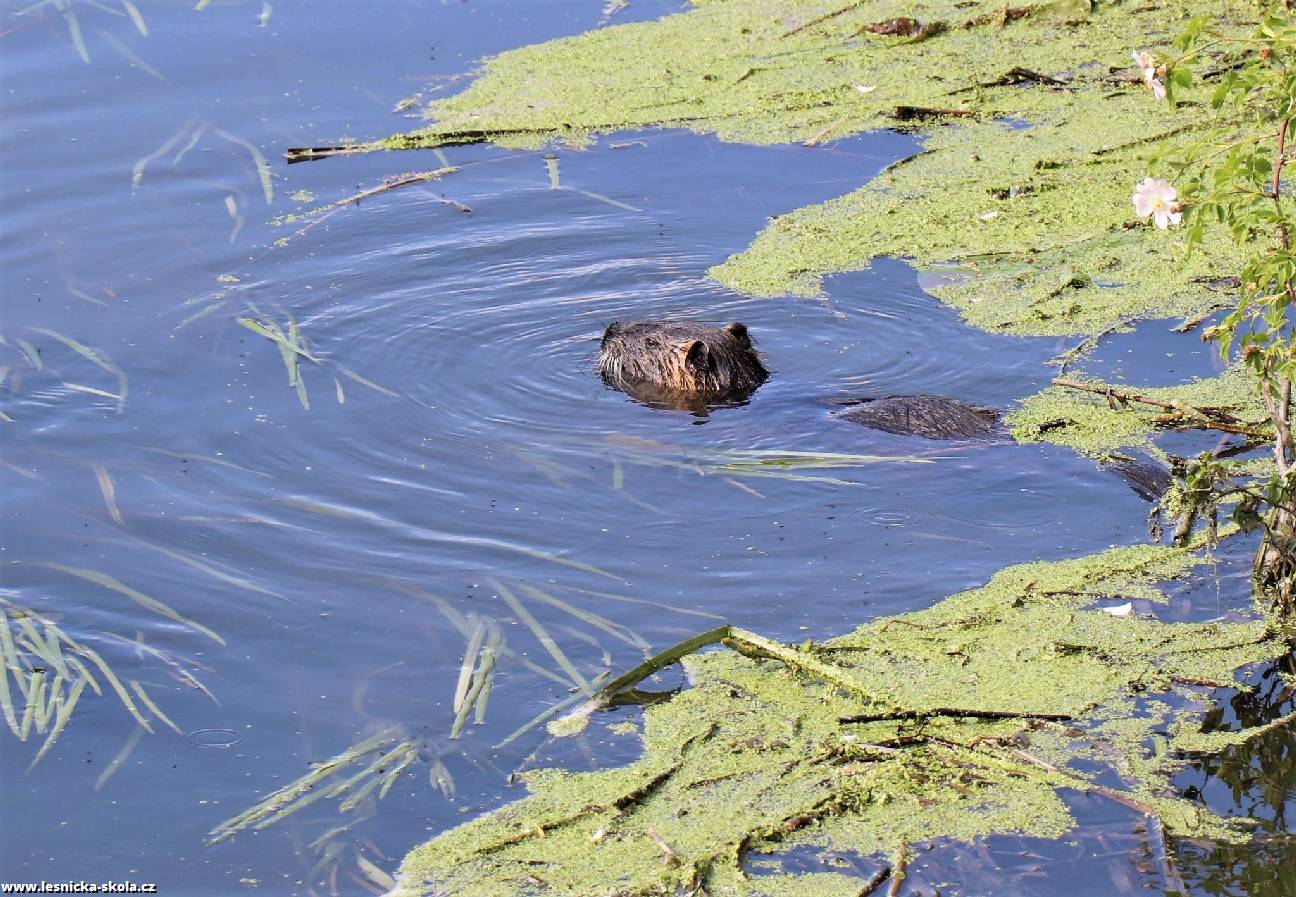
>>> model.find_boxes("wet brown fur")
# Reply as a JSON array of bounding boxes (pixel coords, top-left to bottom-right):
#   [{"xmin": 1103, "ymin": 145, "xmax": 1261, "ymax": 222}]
[
  {"xmin": 599, "ymin": 321, "xmax": 768, "ymax": 410},
  {"xmin": 835, "ymin": 395, "xmax": 999, "ymax": 440}
]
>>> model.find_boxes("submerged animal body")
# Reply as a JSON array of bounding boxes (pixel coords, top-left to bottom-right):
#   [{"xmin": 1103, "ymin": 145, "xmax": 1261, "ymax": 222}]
[
  {"xmin": 835, "ymin": 395, "xmax": 1000, "ymax": 440},
  {"xmin": 598, "ymin": 321, "xmax": 768, "ymax": 411}
]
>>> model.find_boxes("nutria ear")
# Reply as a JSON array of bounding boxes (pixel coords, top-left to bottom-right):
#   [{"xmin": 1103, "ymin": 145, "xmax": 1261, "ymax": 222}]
[
  {"xmin": 601, "ymin": 321, "xmax": 623, "ymax": 346},
  {"xmin": 724, "ymin": 322, "xmax": 751, "ymax": 348},
  {"xmin": 684, "ymin": 340, "xmax": 712, "ymax": 371}
]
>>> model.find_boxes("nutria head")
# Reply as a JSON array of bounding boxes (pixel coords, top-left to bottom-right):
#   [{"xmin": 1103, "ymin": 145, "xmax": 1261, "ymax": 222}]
[{"xmin": 598, "ymin": 320, "xmax": 768, "ymax": 411}]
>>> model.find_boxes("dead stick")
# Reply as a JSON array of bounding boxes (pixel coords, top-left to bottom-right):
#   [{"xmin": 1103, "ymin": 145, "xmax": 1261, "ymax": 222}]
[
  {"xmin": 856, "ymin": 866, "xmax": 892, "ymax": 896},
  {"xmin": 782, "ymin": 0, "xmax": 866, "ymax": 37},
  {"xmin": 888, "ymin": 843, "xmax": 908, "ymax": 897},
  {"xmin": 1052, "ymin": 378, "xmax": 1268, "ymax": 437},
  {"xmin": 999, "ymin": 746, "xmax": 1159, "ymax": 816},
  {"xmin": 839, "ymin": 707, "xmax": 1072, "ymax": 724}
]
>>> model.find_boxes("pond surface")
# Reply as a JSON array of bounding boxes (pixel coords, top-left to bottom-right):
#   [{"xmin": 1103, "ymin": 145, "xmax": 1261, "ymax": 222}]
[{"xmin": 1, "ymin": 2, "xmax": 1290, "ymax": 895}]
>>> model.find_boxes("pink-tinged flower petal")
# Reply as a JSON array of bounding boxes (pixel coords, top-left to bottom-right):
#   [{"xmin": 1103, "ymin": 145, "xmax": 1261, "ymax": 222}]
[
  {"xmin": 1166, "ymin": 209, "xmax": 1182, "ymax": 227},
  {"xmin": 1150, "ymin": 78, "xmax": 1166, "ymax": 100},
  {"xmin": 1133, "ymin": 192, "xmax": 1156, "ymax": 217}
]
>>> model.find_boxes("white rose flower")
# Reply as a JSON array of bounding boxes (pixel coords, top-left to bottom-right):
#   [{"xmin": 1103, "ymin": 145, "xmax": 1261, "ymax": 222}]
[{"xmin": 1132, "ymin": 177, "xmax": 1182, "ymax": 229}]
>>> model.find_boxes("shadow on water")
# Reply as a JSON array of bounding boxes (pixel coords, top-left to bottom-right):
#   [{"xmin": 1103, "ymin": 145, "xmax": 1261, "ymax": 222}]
[{"xmin": 1, "ymin": 1, "xmax": 1293, "ymax": 895}]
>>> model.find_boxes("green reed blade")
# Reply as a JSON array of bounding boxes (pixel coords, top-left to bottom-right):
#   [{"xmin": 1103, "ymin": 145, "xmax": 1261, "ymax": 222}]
[
  {"xmin": 237, "ymin": 318, "xmax": 319, "ymax": 363},
  {"xmin": 98, "ymin": 28, "xmax": 168, "ymax": 84},
  {"xmin": 413, "ymin": 586, "xmax": 570, "ymax": 687},
  {"xmin": 122, "ymin": 537, "xmax": 285, "ymax": 600},
  {"xmin": 562, "ymin": 186, "xmax": 642, "ymax": 212},
  {"xmin": 62, "ymin": 383, "xmax": 123, "ymax": 404},
  {"xmin": 122, "ymin": 0, "xmax": 147, "ymax": 34},
  {"xmin": 65, "ymin": 655, "xmax": 102, "ymax": 695},
  {"xmin": 19, "ymin": 671, "xmax": 43, "ymax": 740},
  {"xmin": 41, "ymin": 622, "xmax": 71, "ymax": 680},
  {"xmin": 491, "ymin": 578, "xmax": 590, "ymax": 694},
  {"xmin": 377, "ymin": 747, "xmax": 417, "ymax": 799},
  {"xmin": 30, "ymin": 327, "xmax": 127, "ymax": 413},
  {"xmin": 130, "ymin": 680, "xmax": 181, "ymax": 734},
  {"xmin": 64, "ymin": 10, "xmax": 89, "ymax": 63},
  {"xmin": 33, "ymin": 672, "xmax": 64, "ymax": 732},
  {"xmin": 213, "ymin": 128, "xmax": 274, "ymax": 202},
  {"xmin": 95, "ymin": 724, "xmax": 145, "ymax": 791},
  {"xmin": 37, "ymin": 562, "xmax": 224, "ymax": 644},
  {"xmin": 93, "ymin": 464, "xmax": 125, "ymax": 525},
  {"xmin": 493, "ymin": 688, "xmax": 588, "ymax": 750},
  {"xmin": 355, "ymin": 854, "xmax": 397, "ymax": 892},
  {"xmin": 30, "ymin": 677, "xmax": 84, "ymax": 769},
  {"xmin": 15, "ymin": 339, "xmax": 42, "ymax": 370},
  {"xmin": 428, "ymin": 758, "xmax": 455, "ymax": 799},
  {"xmin": 474, "ymin": 628, "xmax": 502, "ymax": 725},
  {"xmin": 336, "ymin": 366, "xmax": 397, "ymax": 397},
  {"xmin": 517, "ymin": 583, "xmax": 650, "ymax": 652},
  {"xmin": 73, "ymin": 645, "xmax": 153, "ymax": 733},
  {"xmin": 0, "ymin": 657, "xmax": 19, "ymax": 736},
  {"xmin": 453, "ymin": 616, "xmax": 487, "ymax": 714},
  {"xmin": 209, "ymin": 729, "xmax": 397, "ymax": 840},
  {"xmin": 173, "ymin": 299, "xmax": 226, "ymax": 331}
]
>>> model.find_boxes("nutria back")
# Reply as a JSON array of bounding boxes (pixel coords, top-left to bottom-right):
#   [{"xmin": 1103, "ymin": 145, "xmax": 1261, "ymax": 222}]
[
  {"xmin": 836, "ymin": 395, "xmax": 999, "ymax": 440},
  {"xmin": 599, "ymin": 320, "xmax": 768, "ymax": 411}
]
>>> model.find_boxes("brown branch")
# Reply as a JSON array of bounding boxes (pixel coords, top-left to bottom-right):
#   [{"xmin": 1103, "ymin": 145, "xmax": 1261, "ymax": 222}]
[
  {"xmin": 887, "ymin": 843, "xmax": 908, "ymax": 897},
  {"xmin": 1051, "ymin": 378, "xmax": 1269, "ymax": 437},
  {"xmin": 856, "ymin": 866, "xmax": 892, "ymax": 896}
]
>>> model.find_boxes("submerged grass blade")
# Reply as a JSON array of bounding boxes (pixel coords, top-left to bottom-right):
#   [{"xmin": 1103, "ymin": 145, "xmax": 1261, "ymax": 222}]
[
  {"xmin": 517, "ymin": 583, "xmax": 649, "ymax": 653},
  {"xmin": 491, "ymin": 578, "xmax": 590, "ymax": 694},
  {"xmin": 95, "ymin": 724, "xmax": 145, "ymax": 791},
  {"xmin": 31, "ymin": 328, "xmax": 127, "ymax": 406},
  {"xmin": 453, "ymin": 616, "xmax": 487, "ymax": 715},
  {"xmin": 214, "ymin": 128, "xmax": 274, "ymax": 202},
  {"xmin": 62, "ymin": 383, "xmax": 123, "ymax": 403},
  {"xmin": 355, "ymin": 853, "xmax": 398, "ymax": 892},
  {"xmin": 122, "ymin": 0, "xmax": 147, "ymax": 34},
  {"xmin": 98, "ymin": 28, "xmax": 169, "ymax": 84},
  {"xmin": 336, "ymin": 366, "xmax": 397, "ymax": 398},
  {"xmin": 238, "ymin": 317, "xmax": 320, "ymax": 363},
  {"xmin": 74, "ymin": 645, "xmax": 154, "ymax": 733},
  {"xmin": 30, "ymin": 676, "xmax": 84, "ymax": 769},
  {"xmin": 562, "ymin": 186, "xmax": 641, "ymax": 212},
  {"xmin": 429, "ymin": 757, "xmax": 455, "ymax": 799},
  {"xmin": 544, "ymin": 154, "xmax": 560, "ymax": 190},
  {"xmin": 123, "ymin": 536, "xmax": 285, "ymax": 601},
  {"xmin": 35, "ymin": 562, "xmax": 223, "ymax": 644},
  {"xmin": 93, "ymin": 464, "xmax": 125, "ymax": 525},
  {"xmin": 130, "ymin": 680, "xmax": 181, "ymax": 734},
  {"xmin": 0, "ymin": 655, "xmax": 18, "ymax": 736},
  {"xmin": 416, "ymin": 588, "xmax": 570, "ymax": 688},
  {"xmin": 64, "ymin": 9, "xmax": 89, "ymax": 63},
  {"xmin": 15, "ymin": 339, "xmax": 42, "ymax": 371}
]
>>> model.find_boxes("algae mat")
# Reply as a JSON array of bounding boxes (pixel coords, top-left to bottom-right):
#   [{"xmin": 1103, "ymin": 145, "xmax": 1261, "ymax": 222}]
[
  {"xmin": 393, "ymin": 542, "xmax": 1290, "ymax": 896},
  {"xmin": 369, "ymin": 0, "xmax": 1253, "ymax": 338},
  {"xmin": 351, "ymin": 2, "xmax": 1294, "ymax": 893}
]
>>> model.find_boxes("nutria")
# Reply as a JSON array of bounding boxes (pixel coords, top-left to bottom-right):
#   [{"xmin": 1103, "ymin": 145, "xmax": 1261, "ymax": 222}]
[
  {"xmin": 832, "ymin": 395, "xmax": 1000, "ymax": 440},
  {"xmin": 598, "ymin": 321, "xmax": 768, "ymax": 411}
]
